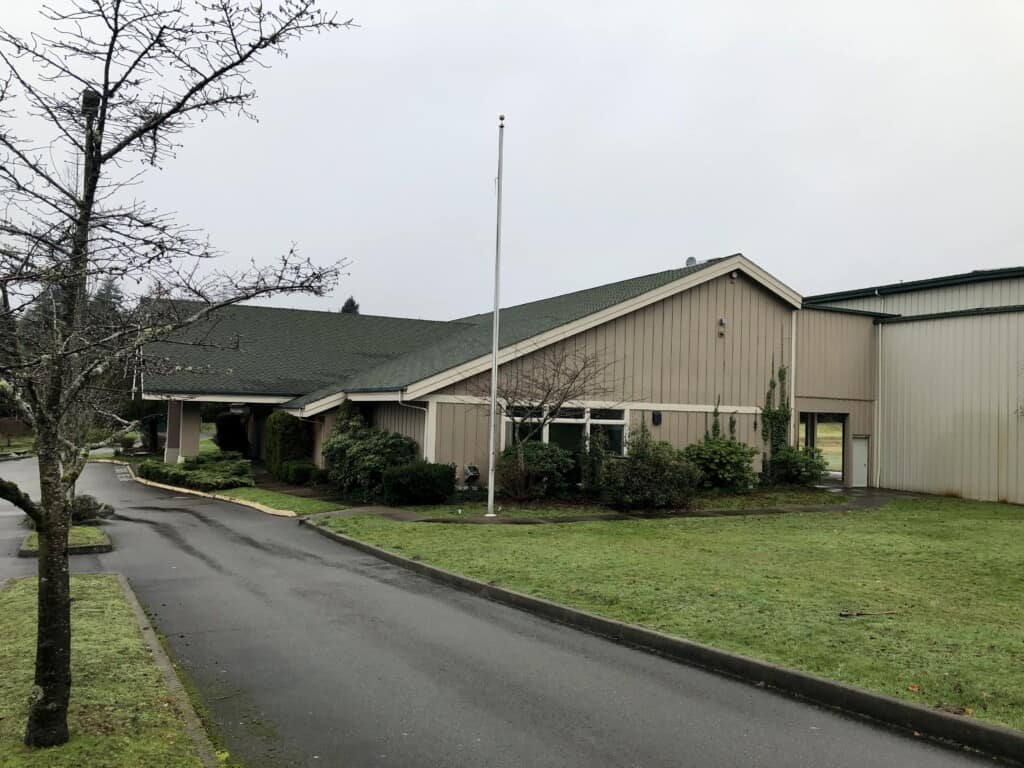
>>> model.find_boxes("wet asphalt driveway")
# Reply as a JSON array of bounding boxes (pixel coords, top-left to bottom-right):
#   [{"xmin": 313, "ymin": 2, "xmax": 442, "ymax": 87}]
[{"xmin": 0, "ymin": 459, "xmax": 1000, "ymax": 768}]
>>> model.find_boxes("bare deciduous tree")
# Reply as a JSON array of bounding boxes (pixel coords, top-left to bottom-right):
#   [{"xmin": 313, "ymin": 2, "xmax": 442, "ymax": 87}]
[
  {"xmin": 0, "ymin": 0, "xmax": 351, "ymax": 748},
  {"xmin": 471, "ymin": 345, "xmax": 615, "ymax": 444}
]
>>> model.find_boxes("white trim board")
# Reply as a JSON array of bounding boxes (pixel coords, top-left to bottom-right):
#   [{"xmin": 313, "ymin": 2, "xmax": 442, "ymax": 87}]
[
  {"xmin": 405, "ymin": 254, "xmax": 802, "ymax": 400},
  {"xmin": 143, "ymin": 393, "xmax": 292, "ymax": 404},
  {"xmin": 426, "ymin": 394, "xmax": 761, "ymax": 415}
]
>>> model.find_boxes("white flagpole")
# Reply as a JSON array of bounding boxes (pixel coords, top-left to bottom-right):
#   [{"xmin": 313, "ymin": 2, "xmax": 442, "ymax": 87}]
[{"xmin": 485, "ymin": 115, "xmax": 505, "ymax": 518}]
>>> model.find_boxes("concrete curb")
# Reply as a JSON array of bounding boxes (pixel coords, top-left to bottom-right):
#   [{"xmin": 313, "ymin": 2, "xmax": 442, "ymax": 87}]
[
  {"xmin": 90, "ymin": 458, "xmax": 312, "ymax": 518},
  {"xmin": 17, "ymin": 532, "xmax": 113, "ymax": 558},
  {"xmin": 117, "ymin": 573, "xmax": 219, "ymax": 768},
  {"xmin": 300, "ymin": 518, "xmax": 1024, "ymax": 766}
]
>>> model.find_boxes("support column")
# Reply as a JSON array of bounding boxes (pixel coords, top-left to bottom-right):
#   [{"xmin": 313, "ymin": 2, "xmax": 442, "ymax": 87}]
[
  {"xmin": 179, "ymin": 403, "xmax": 202, "ymax": 460},
  {"xmin": 163, "ymin": 400, "xmax": 182, "ymax": 463}
]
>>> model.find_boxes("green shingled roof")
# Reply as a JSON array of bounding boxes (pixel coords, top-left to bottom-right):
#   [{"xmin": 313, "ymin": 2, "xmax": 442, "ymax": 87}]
[
  {"xmin": 146, "ymin": 258, "xmax": 724, "ymax": 403},
  {"xmin": 145, "ymin": 305, "xmax": 467, "ymax": 397}
]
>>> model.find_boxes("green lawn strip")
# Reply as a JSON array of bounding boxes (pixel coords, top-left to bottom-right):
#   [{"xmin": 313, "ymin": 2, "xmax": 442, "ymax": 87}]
[
  {"xmin": 0, "ymin": 434, "xmax": 35, "ymax": 455},
  {"xmin": 0, "ymin": 575, "xmax": 203, "ymax": 767},
  {"xmin": 322, "ymin": 498, "xmax": 1024, "ymax": 731},
  {"xmin": 219, "ymin": 486, "xmax": 343, "ymax": 515},
  {"xmin": 695, "ymin": 486, "xmax": 847, "ymax": 510},
  {"xmin": 401, "ymin": 488, "xmax": 847, "ymax": 520},
  {"xmin": 198, "ymin": 437, "xmax": 219, "ymax": 456},
  {"xmin": 23, "ymin": 526, "xmax": 107, "ymax": 551},
  {"xmin": 406, "ymin": 502, "xmax": 613, "ymax": 520}
]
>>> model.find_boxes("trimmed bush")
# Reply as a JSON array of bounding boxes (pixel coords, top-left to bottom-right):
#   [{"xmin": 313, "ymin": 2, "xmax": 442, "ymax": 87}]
[
  {"xmin": 683, "ymin": 437, "xmax": 757, "ymax": 491},
  {"xmin": 138, "ymin": 454, "xmax": 254, "ymax": 491},
  {"xmin": 323, "ymin": 426, "xmax": 418, "ymax": 501},
  {"xmin": 383, "ymin": 461, "xmax": 456, "ymax": 505},
  {"xmin": 768, "ymin": 445, "xmax": 828, "ymax": 486},
  {"xmin": 214, "ymin": 411, "xmax": 250, "ymax": 456},
  {"xmin": 264, "ymin": 411, "xmax": 310, "ymax": 479},
  {"xmin": 601, "ymin": 424, "xmax": 701, "ymax": 513},
  {"xmin": 281, "ymin": 460, "xmax": 319, "ymax": 485},
  {"xmin": 71, "ymin": 494, "xmax": 114, "ymax": 523},
  {"xmin": 496, "ymin": 441, "xmax": 575, "ymax": 501}
]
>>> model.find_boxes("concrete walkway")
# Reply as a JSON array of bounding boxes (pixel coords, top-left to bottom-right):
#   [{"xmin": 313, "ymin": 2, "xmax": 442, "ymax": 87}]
[{"xmin": 0, "ymin": 459, "xmax": 990, "ymax": 768}]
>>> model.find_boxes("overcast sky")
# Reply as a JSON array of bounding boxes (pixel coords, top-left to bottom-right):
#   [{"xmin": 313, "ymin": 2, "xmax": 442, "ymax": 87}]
[{"xmin": 7, "ymin": 1, "xmax": 1024, "ymax": 319}]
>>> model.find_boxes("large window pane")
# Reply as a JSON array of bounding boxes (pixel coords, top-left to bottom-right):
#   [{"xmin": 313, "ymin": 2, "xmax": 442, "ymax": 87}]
[
  {"xmin": 591, "ymin": 423, "xmax": 625, "ymax": 455},
  {"xmin": 549, "ymin": 422, "xmax": 585, "ymax": 484},
  {"xmin": 590, "ymin": 408, "xmax": 624, "ymax": 421}
]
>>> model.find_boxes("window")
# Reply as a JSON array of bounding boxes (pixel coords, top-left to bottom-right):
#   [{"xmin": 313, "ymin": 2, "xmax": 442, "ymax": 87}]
[{"xmin": 503, "ymin": 406, "xmax": 628, "ymax": 456}]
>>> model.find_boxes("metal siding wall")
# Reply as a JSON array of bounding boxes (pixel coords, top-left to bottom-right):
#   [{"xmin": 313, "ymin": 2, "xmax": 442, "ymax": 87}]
[
  {"xmin": 878, "ymin": 313, "xmax": 1024, "ymax": 502},
  {"xmin": 817, "ymin": 277, "xmax": 1024, "ymax": 315},
  {"xmin": 794, "ymin": 310, "xmax": 876, "ymax": 400},
  {"xmin": 369, "ymin": 404, "xmax": 426, "ymax": 455},
  {"xmin": 437, "ymin": 273, "xmax": 793, "ymax": 407}
]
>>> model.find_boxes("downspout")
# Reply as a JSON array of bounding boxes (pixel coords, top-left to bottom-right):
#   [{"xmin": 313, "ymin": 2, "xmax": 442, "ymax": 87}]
[
  {"xmin": 398, "ymin": 391, "xmax": 431, "ymax": 461},
  {"xmin": 874, "ymin": 290, "xmax": 883, "ymax": 488}
]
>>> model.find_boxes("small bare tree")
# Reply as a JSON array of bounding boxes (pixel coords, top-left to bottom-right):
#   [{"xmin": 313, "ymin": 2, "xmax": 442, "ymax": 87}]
[
  {"xmin": 474, "ymin": 346, "xmax": 614, "ymax": 443},
  {"xmin": 0, "ymin": 0, "xmax": 351, "ymax": 748},
  {"xmin": 471, "ymin": 345, "xmax": 615, "ymax": 496}
]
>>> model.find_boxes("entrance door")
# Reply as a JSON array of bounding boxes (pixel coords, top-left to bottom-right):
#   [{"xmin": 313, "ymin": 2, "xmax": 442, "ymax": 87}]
[{"xmin": 851, "ymin": 437, "xmax": 869, "ymax": 488}]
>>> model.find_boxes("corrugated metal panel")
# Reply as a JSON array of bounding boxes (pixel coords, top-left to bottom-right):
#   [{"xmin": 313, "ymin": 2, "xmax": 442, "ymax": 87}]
[
  {"xmin": 437, "ymin": 273, "xmax": 793, "ymax": 406},
  {"xmin": 369, "ymin": 403, "xmax": 426, "ymax": 455},
  {"xmin": 878, "ymin": 312, "xmax": 1024, "ymax": 502},
  {"xmin": 795, "ymin": 310, "xmax": 876, "ymax": 400},
  {"xmin": 818, "ymin": 277, "xmax": 1024, "ymax": 316}
]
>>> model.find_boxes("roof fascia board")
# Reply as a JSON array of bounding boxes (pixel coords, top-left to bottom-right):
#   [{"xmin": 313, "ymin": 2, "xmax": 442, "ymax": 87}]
[
  {"xmin": 800, "ymin": 305, "xmax": 899, "ymax": 319},
  {"xmin": 292, "ymin": 389, "xmax": 402, "ymax": 417},
  {"xmin": 142, "ymin": 392, "xmax": 292, "ymax": 404},
  {"xmin": 406, "ymin": 254, "xmax": 802, "ymax": 400},
  {"xmin": 805, "ymin": 267, "xmax": 1024, "ymax": 305},
  {"xmin": 874, "ymin": 304, "xmax": 1024, "ymax": 325}
]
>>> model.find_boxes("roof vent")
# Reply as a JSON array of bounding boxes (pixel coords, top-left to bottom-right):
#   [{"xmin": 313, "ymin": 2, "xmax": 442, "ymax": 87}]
[{"xmin": 685, "ymin": 256, "xmax": 698, "ymax": 267}]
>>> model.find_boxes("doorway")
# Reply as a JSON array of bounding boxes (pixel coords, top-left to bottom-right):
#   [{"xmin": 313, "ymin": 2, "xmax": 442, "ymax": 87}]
[{"xmin": 799, "ymin": 412, "xmax": 846, "ymax": 484}]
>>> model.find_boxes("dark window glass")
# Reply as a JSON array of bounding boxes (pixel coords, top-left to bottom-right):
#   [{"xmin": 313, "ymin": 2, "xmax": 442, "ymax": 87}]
[
  {"xmin": 553, "ymin": 407, "xmax": 585, "ymax": 420},
  {"xmin": 590, "ymin": 408, "xmax": 624, "ymax": 421},
  {"xmin": 591, "ymin": 423, "xmax": 625, "ymax": 455}
]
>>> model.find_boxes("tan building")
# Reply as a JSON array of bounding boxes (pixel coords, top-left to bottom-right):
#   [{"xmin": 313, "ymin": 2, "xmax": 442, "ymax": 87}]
[{"xmin": 145, "ymin": 256, "xmax": 1024, "ymax": 504}]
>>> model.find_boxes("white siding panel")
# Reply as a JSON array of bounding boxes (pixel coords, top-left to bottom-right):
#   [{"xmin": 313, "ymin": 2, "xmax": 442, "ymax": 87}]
[
  {"xmin": 878, "ymin": 312, "xmax": 1024, "ymax": 502},
  {"xmin": 819, "ymin": 277, "xmax": 1024, "ymax": 316}
]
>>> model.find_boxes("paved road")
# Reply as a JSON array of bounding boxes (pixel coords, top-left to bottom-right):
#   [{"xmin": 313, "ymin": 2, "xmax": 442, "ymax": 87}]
[{"xmin": 0, "ymin": 459, "xmax": 997, "ymax": 768}]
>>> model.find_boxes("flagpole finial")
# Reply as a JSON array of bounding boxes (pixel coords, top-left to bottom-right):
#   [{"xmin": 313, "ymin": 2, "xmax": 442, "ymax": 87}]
[{"xmin": 499, "ymin": 114, "xmax": 505, "ymax": 125}]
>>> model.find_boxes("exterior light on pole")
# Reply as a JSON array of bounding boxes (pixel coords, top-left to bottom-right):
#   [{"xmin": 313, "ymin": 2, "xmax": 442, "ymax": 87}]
[
  {"xmin": 485, "ymin": 115, "xmax": 506, "ymax": 518},
  {"xmin": 80, "ymin": 87, "xmax": 101, "ymax": 118}
]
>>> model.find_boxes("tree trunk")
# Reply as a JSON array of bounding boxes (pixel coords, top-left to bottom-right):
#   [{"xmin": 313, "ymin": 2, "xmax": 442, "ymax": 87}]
[{"xmin": 24, "ymin": 471, "xmax": 71, "ymax": 747}]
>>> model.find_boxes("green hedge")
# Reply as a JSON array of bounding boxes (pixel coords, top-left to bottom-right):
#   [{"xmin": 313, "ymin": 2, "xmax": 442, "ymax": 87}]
[
  {"xmin": 323, "ymin": 423, "xmax": 418, "ymax": 501},
  {"xmin": 280, "ymin": 459, "xmax": 321, "ymax": 485},
  {"xmin": 383, "ymin": 461, "xmax": 456, "ymax": 505},
  {"xmin": 496, "ymin": 442, "xmax": 574, "ymax": 501},
  {"xmin": 264, "ymin": 411, "xmax": 310, "ymax": 479},
  {"xmin": 138, "ymin": 453, "xmax": 254, "ymax": 491},
  {"xmin": 601, "ymin": 425, "xmax": 701, "ymax": 513},
  {"xmin": 767, "ymin": 446, "xmax": 828, "ymax": 486},
  {"xmin": 682, "ymin": 437, "xmax": 758, "ymax": 491}
]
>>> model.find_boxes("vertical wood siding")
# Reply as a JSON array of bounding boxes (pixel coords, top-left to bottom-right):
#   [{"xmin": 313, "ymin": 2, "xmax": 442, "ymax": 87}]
[
  {"xmin": 795, "ymin": 310, "xmax": 876, "ymax": 400},
  {"xmin": 878, "ymin": 313, "xmax": 1024, "ymax": 503},
  {"xmin": 433, "ymin": 402, "xmax": 492, "ymax": 480},
  {"xmin": 815, "ymin": 277, "xmax": 1024, "ymax": 316},
  {"xmin": 439, "ymin": 273, "xmax": 794, "ymax": 406},
  {"xmin": 369, "ymin": 403, "xmax": 426, "ymax": 455}
]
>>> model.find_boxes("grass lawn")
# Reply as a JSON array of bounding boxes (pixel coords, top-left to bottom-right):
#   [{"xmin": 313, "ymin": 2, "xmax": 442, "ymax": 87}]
[
  {"xmin": 23, "ymin": 526, "xmax": 107, "ymax": 551},
  {"xmin": 0, "ymin": 434, "xmax": 34, "ymax": 455},
  {"xmin": 321, "ymin": 498, "xmax": 1024, "ymax": 731},
  {"xmin": 198, "ymin": 437, "xmax": 219, "ymax": 456},
  {"xmin": 816, "ymin": 422, "xmax": 843, "ymax": 471},
  {"xmin": 404, "ymin": 487, "xmax": 847, "ymax": 520},
  {"xmin": 0, "ymin": 575, "xmax": 203, "ymax": 767},
  {"xmin": 219, "ymin": 486, "xmax": 343, "ymax": 515}
]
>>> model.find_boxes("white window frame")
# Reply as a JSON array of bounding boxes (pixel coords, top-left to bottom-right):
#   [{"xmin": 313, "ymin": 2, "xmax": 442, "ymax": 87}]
[{"xmin": 503, "ymin": 406, "xmax": 628, "ymax": 456}]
